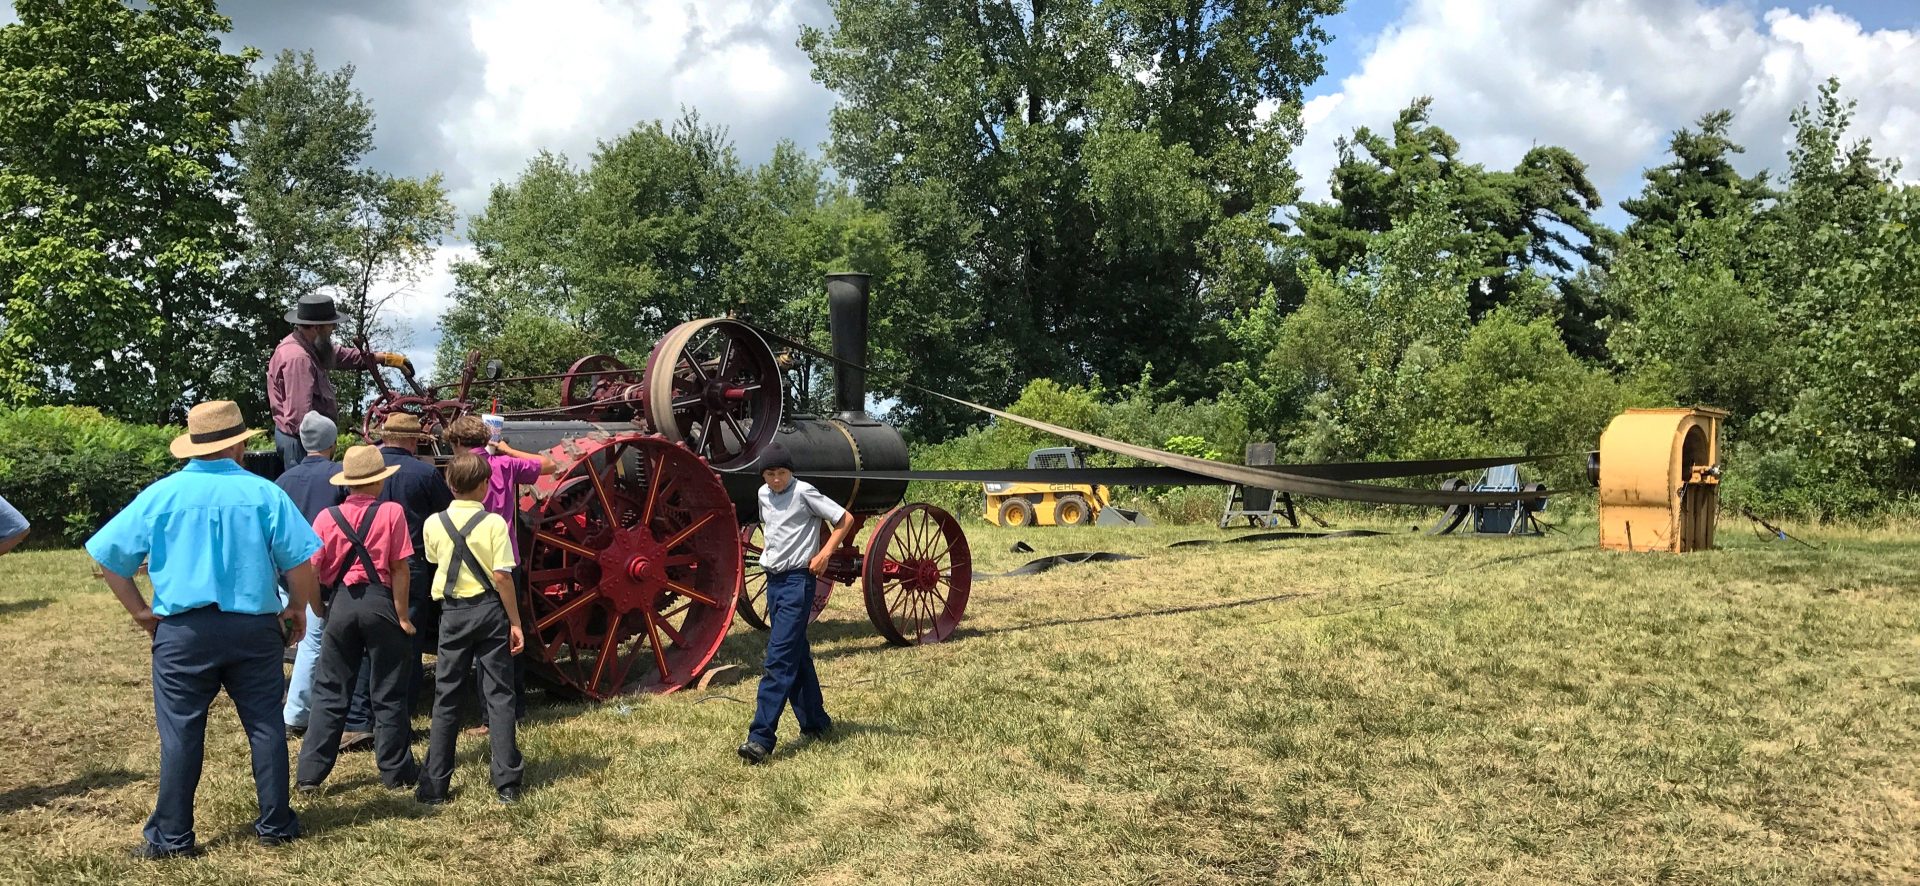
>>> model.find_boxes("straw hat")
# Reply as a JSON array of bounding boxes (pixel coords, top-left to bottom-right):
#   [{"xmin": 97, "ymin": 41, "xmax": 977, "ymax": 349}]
[
  {"xmin": 380, "ymin": 413, "xmax": 425, "ymax": 440},
  {"xmin": 330, "ymin": 445, "xmax": 402, "ymax": 487},
  {"xmin": 170, "ymin": 401, "xmax": 261, "ymax": 459}
]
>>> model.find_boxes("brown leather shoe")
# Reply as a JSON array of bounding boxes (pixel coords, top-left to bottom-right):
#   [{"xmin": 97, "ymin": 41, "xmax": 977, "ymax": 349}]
[
  {"xmin": 462, "ymin": 724, "xmax": 489, "ymax": 738},
  {"xmin": 339, "ymin": 731, "xmax": 374, "ymax": 752}
]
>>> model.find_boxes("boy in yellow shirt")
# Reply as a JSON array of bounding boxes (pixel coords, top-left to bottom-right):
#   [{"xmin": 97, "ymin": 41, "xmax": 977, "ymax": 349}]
[{"xmin": 415, "ymin": 453, "xmax": 526, "ymax": 805}]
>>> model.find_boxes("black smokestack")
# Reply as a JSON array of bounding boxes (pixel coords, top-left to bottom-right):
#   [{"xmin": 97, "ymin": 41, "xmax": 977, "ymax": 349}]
[{"xmin": 826, "ymin": 272, "xmax": 870, "ymax": 421}]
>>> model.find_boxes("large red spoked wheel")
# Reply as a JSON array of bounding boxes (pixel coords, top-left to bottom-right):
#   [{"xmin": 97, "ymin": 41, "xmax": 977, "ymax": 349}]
[
  {"xmin": 735, "ymin": 523, "xmax": 832, "ymax": 631},
  {"xmin": 861, "ymin": 504, "xmax": 972, "ymax": 646},
  {"xmin": 643, "ymin": 318, "xmax": 782, "ymax": 470},
  {"xmin": 520, "ymin": 433, "xmax": 741, "ymax": 698}
]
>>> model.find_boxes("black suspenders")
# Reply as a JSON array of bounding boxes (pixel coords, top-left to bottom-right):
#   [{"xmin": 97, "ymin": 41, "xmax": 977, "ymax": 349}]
[{"xmin": 438, "ymin": 510, "xmax": 498, "ymax": 597}]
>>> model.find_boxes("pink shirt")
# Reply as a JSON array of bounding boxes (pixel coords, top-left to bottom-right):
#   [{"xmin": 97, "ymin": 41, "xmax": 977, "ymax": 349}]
[
  {"xmin": 309, "ymin": 495, "xmax": 414, "ymax": 587},
  {"xmin": 471, "ymin": 447, "xmax": 541, "ymax": 563},
  {"xmin": 267, "ymin": 332, "xmax": 378, "ymax": 436}
]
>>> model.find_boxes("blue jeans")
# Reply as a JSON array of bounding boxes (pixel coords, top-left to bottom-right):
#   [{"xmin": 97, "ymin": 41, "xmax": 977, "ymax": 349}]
[
  {"xmin": 148, "ymin": 607, "xmax": 299, "ymax": 852},
  {"xmin": 284, "ymin": 601, "xmax": 372, "ymax": 732},
  {"xmin": 747, "ymin": 569, "xmax": 831, "ymax": 751}
]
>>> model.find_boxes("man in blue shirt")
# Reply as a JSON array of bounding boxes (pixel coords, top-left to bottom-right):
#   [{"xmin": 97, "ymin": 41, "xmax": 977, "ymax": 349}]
[
  {"xmin": 276, "ymin": 412, "xmax": 373, "ymax": 745},
  {"xmin": 86, "ymin": 400, "xmax": 321, "ymax": 860},
  {"xmin": 374, "ymin": 413, "xmax": 453, "ymax": 710},
  {"xmin": 0, "ymin": 493, "xmax": 28, "ymax": 556}
]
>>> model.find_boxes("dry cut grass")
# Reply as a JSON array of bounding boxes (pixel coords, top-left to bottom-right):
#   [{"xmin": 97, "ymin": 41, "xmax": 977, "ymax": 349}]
[{"xmin": 0, "ymin": 516, "xmax": 1914, "ymax": 884}]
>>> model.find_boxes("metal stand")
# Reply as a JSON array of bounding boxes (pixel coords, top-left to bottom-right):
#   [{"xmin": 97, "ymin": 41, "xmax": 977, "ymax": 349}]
[{"xmin": 1218, "ymin": 442, "xmax": 1299, "ymax": 529}]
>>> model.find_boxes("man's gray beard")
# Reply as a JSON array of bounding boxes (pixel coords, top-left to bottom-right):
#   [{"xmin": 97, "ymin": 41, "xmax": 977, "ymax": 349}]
[{"xmin": 313, "ymin": 337, "xmax": 335, "ymax": 367}]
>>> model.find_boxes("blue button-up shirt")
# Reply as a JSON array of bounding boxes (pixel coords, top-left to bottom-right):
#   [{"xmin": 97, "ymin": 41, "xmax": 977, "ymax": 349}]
[
  {"xmin": 85, "ymin": 459, "xmax": 322, "ymax": 617},
  {"xmin": 377, "ymin": 445, "xmax": 452, "ymax": 554}
]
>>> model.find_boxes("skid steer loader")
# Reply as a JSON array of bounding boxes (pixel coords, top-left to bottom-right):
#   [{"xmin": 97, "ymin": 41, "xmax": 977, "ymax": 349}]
[{"xmin": 982, "ymin": 447, "xmax": 1151, "ymax": 527}]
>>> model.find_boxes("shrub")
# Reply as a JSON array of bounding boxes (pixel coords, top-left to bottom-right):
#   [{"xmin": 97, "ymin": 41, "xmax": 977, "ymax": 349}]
[{"xmin": 0, "ymin": 407, "xmax": 180, "ymax": 548}]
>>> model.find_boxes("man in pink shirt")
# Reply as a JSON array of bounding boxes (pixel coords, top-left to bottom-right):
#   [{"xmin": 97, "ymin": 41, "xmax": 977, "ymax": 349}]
[{"xmin": 266, "ymin": 293, "xmax": 411, "ymax": 473}]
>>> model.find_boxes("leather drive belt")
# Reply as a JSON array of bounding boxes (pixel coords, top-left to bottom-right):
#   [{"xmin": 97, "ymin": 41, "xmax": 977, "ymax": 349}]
[
  {"xmin": 784, "ymin": 452, "xmax": 1565, "ymax": 486},
  {"xmin": 743, "ymin": 324, "xmax": 1567, "ymax": 507}
]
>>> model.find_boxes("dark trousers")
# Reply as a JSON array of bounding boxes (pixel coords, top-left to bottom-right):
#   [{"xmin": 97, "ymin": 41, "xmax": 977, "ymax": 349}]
[
  {"xmin": 297, "ymin": 584, "xmax": 418, "ymax": 788},
  {"xmin": 147, "ymin": 607, "xmax": 298, "ymax": 851},
  {"xmin": 747, "ymin": 569, "xmax": 831, "ymax": 750},
  {"xmin": 272, "ymin": 429, "xmax": 305, "ymax": 479},
  {"xmin": 420, "ymin": 594, "xmax": 523, "ymax": 799},
  {"xmin": 405, "ymin": 559, "xmax": 440, "ymax": 712}
]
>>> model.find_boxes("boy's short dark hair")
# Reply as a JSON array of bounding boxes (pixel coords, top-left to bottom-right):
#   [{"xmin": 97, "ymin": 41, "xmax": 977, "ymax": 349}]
[
  {"xmin": 446, "ymin": 415, "xmax": 490, "ymax": 449},
  {"xmin": 446, "ymin": 452, "xmax": 492, "ymax": 495}
]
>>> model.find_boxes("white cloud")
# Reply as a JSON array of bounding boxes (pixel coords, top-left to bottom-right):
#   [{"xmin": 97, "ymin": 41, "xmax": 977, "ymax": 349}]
[
  {"xmin": 1294, "ymin": 1, "xmax": 1920, "ymax": 213},
  {"xmin": 441, "ymin": 0, "xmax": 833, "ymax": 213},
  {"xmin": 369, "ymin": 243, "xmax": 475, "ymax": 379}
]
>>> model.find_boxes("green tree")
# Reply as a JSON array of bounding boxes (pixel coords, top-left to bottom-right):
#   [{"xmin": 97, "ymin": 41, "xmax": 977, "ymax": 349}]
[
  {"xmin": 1618, "ymin": 109, "xmax": 1773, "ymax": 245},
  {"xmin": 0, "ymin": 0, "xmax": 259, "ymax": 423},
  {"xmin": 233, "ymin": 50, "xmax": 375, "ymax": 311},
  {"xmin": 1253, "ymin": 193, "xmax": 1476, "ymax": 459},
  {"xmin": 801, "ymin": 0, "xmax": 1342, "ymax": 424},
  {"xmin": 233, "ymin": 50, "xmax": 454, "ymax": 423},
  {"xmin": 1294, "ymin": 98, "xmax": 1613, "ymax": 354},
  {"xmin": 439, "ymin": 117, "xmax": 949, "ymax": 425}
]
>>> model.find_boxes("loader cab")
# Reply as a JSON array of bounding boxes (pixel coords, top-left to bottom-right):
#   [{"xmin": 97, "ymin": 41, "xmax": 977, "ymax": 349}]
[{"xmin": 1027, "ymin": 447, "xmax": 1083, "ymax": 470}]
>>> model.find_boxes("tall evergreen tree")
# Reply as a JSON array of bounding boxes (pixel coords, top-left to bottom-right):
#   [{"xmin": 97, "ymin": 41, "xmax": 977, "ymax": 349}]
[
  {"xmin": 1295, "ymin": 98, "xmax": 1613, "ymax": 352},
  {"xmin": 1619, "ymin": 110, "xmax": 1773, "ymax": 245}
]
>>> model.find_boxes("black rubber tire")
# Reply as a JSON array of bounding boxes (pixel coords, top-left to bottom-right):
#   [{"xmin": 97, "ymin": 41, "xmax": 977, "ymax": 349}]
[
  {"xmin": 998, "ymin": 497, "xmax": 1034, "ymax": 527},
  {"xmin": 1426, "ymin": 478, "xmax": 1471, "ymax": 535},
  {"xmin": 1054, "ymin": 494, "xmax": 1090, "ymax": 526}
]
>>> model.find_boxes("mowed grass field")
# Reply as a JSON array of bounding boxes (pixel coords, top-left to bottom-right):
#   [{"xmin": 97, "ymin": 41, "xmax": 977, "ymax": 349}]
[{"xmin": 0, "ymin": 514, "xmax": 1915, "ymax": 884}]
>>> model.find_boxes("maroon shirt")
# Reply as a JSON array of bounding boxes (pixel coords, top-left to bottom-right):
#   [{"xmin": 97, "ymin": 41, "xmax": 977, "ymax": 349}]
[{"xmin": 267, "ymin": 331, "xmax": 378, "ymax": 436}]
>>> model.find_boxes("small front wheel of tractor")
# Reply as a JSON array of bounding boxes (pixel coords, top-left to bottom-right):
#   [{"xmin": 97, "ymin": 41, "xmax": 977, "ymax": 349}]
[
  {"xmin": 998, "ymin": 497, "xmax": 1034, "ymax": 528},
  {"xmin": 1054, "ymin": 495, "xmax": 1090, "ymax": 526}
]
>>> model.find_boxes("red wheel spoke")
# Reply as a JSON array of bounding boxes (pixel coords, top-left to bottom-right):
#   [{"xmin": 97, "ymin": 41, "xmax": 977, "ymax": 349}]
[
  {"xmin": 650, "ymin": 612, "xmax": 687, "ymax": 648},
  {"xmin": 661, "ymin": 511, "xmax": 719, "ymax": 550},
  {"xmin": 723, "ymin": 413, "xmax": 749, "ymax": 454},
  {"xmin": 681, "ymin": 351, "xmax": 710, "ymax": 383},
  {"xmin": 586, "ymin": 457, "xmax": 617, "ymax": 527},
  {"xmin": 640, "ymin": 453, "xmax": 666, "ymax": 525},
  {"xmin": 717, "ymin": 338, "xmax": 736, "ymax": 378},
  {"xmin": 536, "ymin": 589, "xmax": 600, "ymax": 632},
  {"xmin": 660, "ymin": 578, "xmax": 719, "ymax": 608},
  {"xmin": 643, "ymin": 615, "xmax": 671, "ymax": 683},
  {"xmin": 588, "ymin": 608, "xmax": 622, "ymax": 691},
  {"xmin": 534, "ymin": 531, "xmax": 598, "ymax": 559}
]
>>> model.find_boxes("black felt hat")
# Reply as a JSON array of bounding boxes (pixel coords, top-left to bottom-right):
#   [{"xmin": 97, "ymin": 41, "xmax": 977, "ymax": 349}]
[{"xmin": 286, "ymin": 293, "xmax": 342, "ymax": 325}]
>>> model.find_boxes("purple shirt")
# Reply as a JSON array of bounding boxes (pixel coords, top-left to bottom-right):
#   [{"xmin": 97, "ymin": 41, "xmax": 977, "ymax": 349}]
[
  {"xmin": 267, "ymin": 331, "xmax": 378, "ymax": 436},
  {"xmin": 471, "ymin": 446, "xmax": 541, "ymax": 563}
]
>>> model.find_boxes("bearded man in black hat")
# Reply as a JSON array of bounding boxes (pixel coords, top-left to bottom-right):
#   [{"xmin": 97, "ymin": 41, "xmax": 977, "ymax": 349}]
[{"xmin": 267, "ymin": 293, "xmax": 412, "ymax": 471}]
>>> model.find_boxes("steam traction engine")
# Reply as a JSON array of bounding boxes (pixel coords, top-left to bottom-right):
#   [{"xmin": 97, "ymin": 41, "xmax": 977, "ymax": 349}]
[{"xmin": 366, "ymin": 274, "xmax": 971, "ymax": 701}]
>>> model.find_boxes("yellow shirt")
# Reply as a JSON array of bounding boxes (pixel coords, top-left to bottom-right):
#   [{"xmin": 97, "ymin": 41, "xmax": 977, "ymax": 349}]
[{"xmin": 422, "ymin": 500, "xmax": 515, "ymax": 600}]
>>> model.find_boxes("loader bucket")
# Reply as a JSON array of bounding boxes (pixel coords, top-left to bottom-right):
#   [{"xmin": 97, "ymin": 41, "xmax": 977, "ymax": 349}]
[{"xmin": 1095, "ymin": 507, "xmax": 1153, "ymax": 527}]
